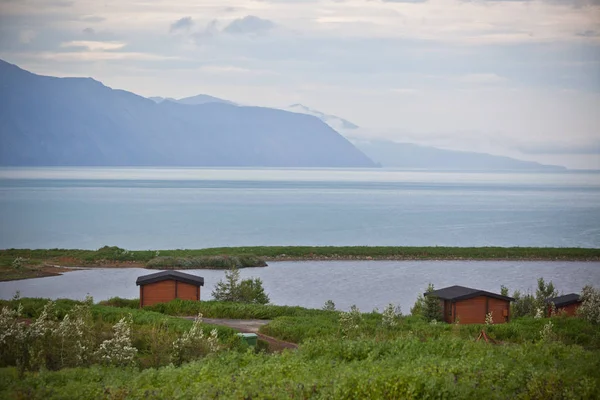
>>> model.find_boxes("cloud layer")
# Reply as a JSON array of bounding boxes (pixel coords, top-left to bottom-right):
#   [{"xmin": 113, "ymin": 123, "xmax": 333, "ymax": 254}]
[{"xmin": 0, "ymin": 0, "xmax": 599, "ymax": 168}]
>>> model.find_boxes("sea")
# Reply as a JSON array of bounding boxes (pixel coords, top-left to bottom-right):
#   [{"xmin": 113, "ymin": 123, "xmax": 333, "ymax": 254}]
[{"xmin": 0, "ymin": 167, "xmax": 599, "ymax": 250}]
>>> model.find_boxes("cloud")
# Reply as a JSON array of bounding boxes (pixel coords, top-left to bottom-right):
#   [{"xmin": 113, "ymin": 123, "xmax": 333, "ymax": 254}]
[
  {"xmin": 82, "ymin": 27, "xmax": 95, "ymax": 35},
  {"xmin": 60, "ymin": 40, "xmax": 126, "ymax": 51},
  {"xmin": 223, "ymin": 16, "xmax": 275, "ymax": 35},
  {"xmin": 170, "ymin": 16, "xmax": 194, "ymax": 33},
  {"xmin": 192, "ymin": 20, "xmax": 220, "ymax": 42}
]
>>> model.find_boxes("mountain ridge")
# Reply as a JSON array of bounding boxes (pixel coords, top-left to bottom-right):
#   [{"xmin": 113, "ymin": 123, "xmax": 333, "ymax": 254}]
[{"xmin": 0, "ymin": 59, "xmax": 376, "ymax": 168}]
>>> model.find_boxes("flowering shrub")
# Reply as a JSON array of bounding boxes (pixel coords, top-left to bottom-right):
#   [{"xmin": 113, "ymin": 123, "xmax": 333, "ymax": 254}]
[
  {"xmin": 539, "ymin": 321, "xmax": 556, "ymax": 342},
  {"xmin": 96, "ymin": 315, "xmax": 137, "ymax": 366},
  {"xmin": 381, "ymin": 303, "xmax": 401, "ymax": 328},
  {"xmin": 172, "ymin": 313, "xmax": 219, "ymax": 366},
  {"xmin": 11, "ymin": 257, "xmax": 26, "ymax": 270},
  {"xmin": 339, "ymin": 305, "xmax": 363, "ymax": 337},
  {"xmin": 485, "ymin": 312, "xmax": 494, "ymax": 325},
  {"xmin": 578, "ymin": 285, "xmax": 600, "ymax": 324}
]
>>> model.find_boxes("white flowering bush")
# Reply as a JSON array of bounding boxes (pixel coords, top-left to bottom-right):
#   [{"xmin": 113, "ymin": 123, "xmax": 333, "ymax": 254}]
[
  {"xmin": 172, "ymin": 313, "xmax": 220, "ymax": 366},
  {"xmin": 96, "ymin": 315, "xmax": 137, "ymax": 367},
  {"xmin": 577, "ymin": 285, "xmax": 600, "ymax": 324},
  {"xmin": 534, "ymin": 308, "xmax": 544, "ymax": 319},
  {"xmin": 485, "ymin": 312, "xmax": 494, "ymax": 325},
  {"xmin": 381, "ymin": 303, "xmax": 401, "ymax": 328},
  {"xmin": 54, "ymin": 296, "xmax": 95, "ymax": 367},
  {"xmin": 339, "ymin": 305, "xmax": 363, "ymax": 337},
  {"xmin": 539, "ymin": 321, "xmax": 556, "ymax": 342}
]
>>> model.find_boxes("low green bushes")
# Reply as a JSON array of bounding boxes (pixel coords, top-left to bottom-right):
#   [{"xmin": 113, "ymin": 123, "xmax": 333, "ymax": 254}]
[
  {"xmin": 1, "ymin": 338, "xmax": 598, "ymax": 399},
  {"xmin": 146, "ymin": 255, "xmax": 267, "ymax": 269}
]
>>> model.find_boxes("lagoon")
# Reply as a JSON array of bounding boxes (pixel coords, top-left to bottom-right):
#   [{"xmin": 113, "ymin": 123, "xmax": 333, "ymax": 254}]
[{"xmin": 1, "ymin": 260, "xmax": 599, "ymax": 311}]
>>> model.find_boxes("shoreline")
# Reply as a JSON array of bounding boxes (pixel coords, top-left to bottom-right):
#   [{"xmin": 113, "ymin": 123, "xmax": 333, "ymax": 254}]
[{"xmin": 2, "ymin": 246, "xmax": 600, "ymax": 282}]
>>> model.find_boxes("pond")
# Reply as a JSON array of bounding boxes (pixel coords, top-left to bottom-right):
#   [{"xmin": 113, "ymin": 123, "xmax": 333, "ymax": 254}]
[{"xmin": 1, "ymin": 261, "xmax": 599, "ymax": 312}]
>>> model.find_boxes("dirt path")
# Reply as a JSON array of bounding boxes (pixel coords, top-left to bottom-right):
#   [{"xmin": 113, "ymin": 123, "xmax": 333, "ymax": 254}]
[{"xmin": 183, "ymin": 317, "xmax": 298, "ymax": 350}]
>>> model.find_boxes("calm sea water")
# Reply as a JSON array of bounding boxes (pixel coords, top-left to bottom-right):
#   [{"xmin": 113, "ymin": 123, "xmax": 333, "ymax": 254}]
[
  {"xmin": 0, "ymin": 167, "xmax": 599, "ymax": 249},
  {"xmin": 1, "ymin": 261, "xmax": 599, "ymax": 311}
]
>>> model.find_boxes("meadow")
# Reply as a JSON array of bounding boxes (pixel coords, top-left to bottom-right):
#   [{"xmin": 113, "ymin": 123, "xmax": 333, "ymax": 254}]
[{"xmin": 1, "ymin": 294, "xmax": 599, "ymax": 399}]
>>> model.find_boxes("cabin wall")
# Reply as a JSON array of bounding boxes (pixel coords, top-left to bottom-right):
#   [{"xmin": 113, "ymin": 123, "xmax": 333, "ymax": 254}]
[
  {"xmin": 177, "ymin": 282, "xmax": 200, "ymax": 301},
  {"xmin": 487, "ymin": 297, "xmax": 510, "ymax": 323},
  {"xmin": 453, "ymin": 296, "xmax": 510, "ymax": 324},
  {"xmin": 556, "ymin": 303, "xmax": 581, "ymax": 316},
  {"xmin": 140, "ymin": 280, "xmax": 202, "ymax": 306},
  {"xmin": 141, "ymin": 281, "xmax": 176, "ymax": 307},
  {"xmin": 454, "ymin": 296, "xmax": 487, "ymax": 324}
]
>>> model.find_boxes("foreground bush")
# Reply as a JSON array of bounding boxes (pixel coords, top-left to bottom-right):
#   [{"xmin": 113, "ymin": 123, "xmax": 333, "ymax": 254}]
[{"xmin": 1, "ymin": 338, "xmax": 598, "ymax": 399}]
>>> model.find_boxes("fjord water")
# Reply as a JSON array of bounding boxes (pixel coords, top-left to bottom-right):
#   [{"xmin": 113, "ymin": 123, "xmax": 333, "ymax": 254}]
[{"xmin": 0, "ymin": 167, "xmax": 599, "ymax": 249}]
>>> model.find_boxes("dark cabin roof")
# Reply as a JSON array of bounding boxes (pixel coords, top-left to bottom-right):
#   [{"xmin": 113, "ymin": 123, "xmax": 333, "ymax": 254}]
[
  {"xmin": 547, "ymin": 293, "xmax": 581, "ymax": 308},
  {"xmin": 424, "ymin": 285, "xmax": 514, "ymax": 302},
  {"xmin": 136, "ymin": 271, "xmax": 204, "ymax": 287}
]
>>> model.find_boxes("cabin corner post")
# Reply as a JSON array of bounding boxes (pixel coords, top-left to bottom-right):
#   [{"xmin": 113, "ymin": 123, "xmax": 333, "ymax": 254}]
[
  {"xmin": 139, "ymin": 286, "xmax": 143, "ymax": 308},
  {"xmin": 175, "ymin": 281, "xmax": 178, "ymax": 299}
]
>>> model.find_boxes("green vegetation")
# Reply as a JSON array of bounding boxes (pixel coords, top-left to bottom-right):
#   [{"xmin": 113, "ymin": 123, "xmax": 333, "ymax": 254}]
[
  {"xmin": 212, "ymin": 267, "xmax": 270, "ymax": 304},
  {"xmin": 2, "ymin": 296, "xmax": 600, "ymax": 398},
  {"xmin": 146, "ymin": 255, "xmax": 267, "ymax": 270}
]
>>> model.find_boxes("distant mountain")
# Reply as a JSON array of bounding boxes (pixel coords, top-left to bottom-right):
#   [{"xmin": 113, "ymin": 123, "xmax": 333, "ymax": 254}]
[
  {"xmin": 284, "ymin": 104, "xmax": 359, "ymax": 132},
  {"xmin": 352, "ymin": 140, "xmax": 566, "ymax": 171},
  {"xmin": 0, "ymin": 60, "xmax": 376, "ymax": 167},
  {"xmin": 150, "ymin": 94, "xmax": 235, "ymax": 106}
]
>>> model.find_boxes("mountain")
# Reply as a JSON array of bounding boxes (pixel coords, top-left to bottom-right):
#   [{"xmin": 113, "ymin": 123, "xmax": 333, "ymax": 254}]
[
  {"xmin": 352, "ymin": 140, "xmax": 566, "ymax": 171},
  {"xmin": 150, "ymin": 94, "xmax": 235, "ymax": 106},
  {"xmin": 0, "ymin": 60, "xmax": 376, "ymax": 167},
  {"xmin": 284, "ymin": 104, "xmax": 359, "ymax": 132}
]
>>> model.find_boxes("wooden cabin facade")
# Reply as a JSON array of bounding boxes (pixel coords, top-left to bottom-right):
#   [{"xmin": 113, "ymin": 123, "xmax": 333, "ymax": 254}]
[
  {"xmin": 136, "ymin": 271, "xmax": 204, "ymax": 307},
  {"xmin": 425, "ymin": 285, "xmax": 514, "ymax": 324},
  {"xmin": 547, "ymin": 293, "xmax": 582, "ymax": 316}
]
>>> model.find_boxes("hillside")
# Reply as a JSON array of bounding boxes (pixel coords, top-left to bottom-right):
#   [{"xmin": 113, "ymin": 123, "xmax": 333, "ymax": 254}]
[{"xmin": 0, "ymin": 60, "xmax": 376, "ymax": 168}]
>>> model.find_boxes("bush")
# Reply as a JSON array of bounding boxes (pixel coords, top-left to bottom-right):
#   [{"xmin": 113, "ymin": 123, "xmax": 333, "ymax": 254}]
[
  {"xmin": 578, "ymin": 286, "xmax": 600, "ymax": 324},
  {"xmin": 146, "ymin": 255, "xmax": 267, "ymax": 269}
]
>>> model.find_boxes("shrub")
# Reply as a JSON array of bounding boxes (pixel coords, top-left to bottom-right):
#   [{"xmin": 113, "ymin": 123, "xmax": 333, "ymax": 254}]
[
  {"xmin": 578, "ymin": 286, "xmax": 600, "ymax": 324},
  {"xmin": 95, "ymin": 315, "xmax": 137, "ymax": 367},
  {"xmin": 146, "ymin": 255, "xmax": 267, "ymax": 269},
  {"xmin": 381, "ymin": 303, "xmax": 401, "ymax": 328},
  {"xmin": 171, "ymin": 313, "xmax": 219, "ymax": 366}
]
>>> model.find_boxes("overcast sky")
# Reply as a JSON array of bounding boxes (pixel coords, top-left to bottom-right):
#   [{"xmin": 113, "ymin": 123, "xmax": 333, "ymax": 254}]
[{"xmin": 1, "ymin": 0, "xmax": 599, "ymax": 169}]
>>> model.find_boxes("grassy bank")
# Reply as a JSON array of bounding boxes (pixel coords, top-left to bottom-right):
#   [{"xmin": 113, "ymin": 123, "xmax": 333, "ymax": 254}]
[
  {"xmin": 2, "ymin": 245, "xmax": 599, "ymax": 281},
  {"xmin": 2, "ymin": 297, "xmax": 599, "ymax": 399}
]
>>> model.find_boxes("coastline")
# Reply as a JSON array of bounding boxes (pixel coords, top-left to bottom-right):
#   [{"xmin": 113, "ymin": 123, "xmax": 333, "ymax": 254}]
[{"xmin": 1, "ymin": 245, "xmax": 599, "ymax": 282}]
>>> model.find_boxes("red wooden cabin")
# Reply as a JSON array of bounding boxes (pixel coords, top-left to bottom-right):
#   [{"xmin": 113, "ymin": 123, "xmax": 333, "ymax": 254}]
[
  {"xmin": 136, "ymin": 271, "xmax": 204, "ymax": 307},
  {"xmin": 547, "ymin": 293, "xmax": 582, "ymax": 316},
  {"xmin": 425, "ymin": 285, "xmax": 514, "ymax": 324}
]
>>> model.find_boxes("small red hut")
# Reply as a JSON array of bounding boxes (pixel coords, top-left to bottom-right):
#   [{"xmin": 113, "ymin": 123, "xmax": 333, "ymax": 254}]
[
  {"xmin": 136, "ymin": 271, "xmax": 204, "ymax": 307},
  {"xmin": 425, "ymin": 285, "xmax": 514, "ymax": 324},
  {"xmin": 547, "ymin": 293, "xmax": 582, "ymax": 316}
]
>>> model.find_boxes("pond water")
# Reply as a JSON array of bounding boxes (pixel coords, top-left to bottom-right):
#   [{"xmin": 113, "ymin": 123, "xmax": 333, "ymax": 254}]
[{"xmin": 1, "ymin": 261, "xmax": 599, "ymax": 312}]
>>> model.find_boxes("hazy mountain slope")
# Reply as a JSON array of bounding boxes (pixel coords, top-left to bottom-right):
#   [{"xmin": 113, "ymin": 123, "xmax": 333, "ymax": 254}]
[
  {"xmin": 282, "ymin": 102, "xmax": 565, "ymax": 170},
  {"xmin": 149, "ymin": 94, "xmax": 235, "ymax": 106},
  {"xmin": 284, "ymin": 104, "xmax": 359, "ymax": 132},
  {"xmin": 0, "ymin": 60, "xmax": 376, "ymax": 167},
  {"xmin": 352, "ymin": 140, "xmax": 566, "ymax": 171}
]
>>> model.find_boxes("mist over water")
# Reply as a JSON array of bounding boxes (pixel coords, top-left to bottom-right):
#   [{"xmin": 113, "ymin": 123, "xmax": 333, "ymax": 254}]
[{"xmin": 0, "ymin": 167, "xmax": 599, "ymax": 250}]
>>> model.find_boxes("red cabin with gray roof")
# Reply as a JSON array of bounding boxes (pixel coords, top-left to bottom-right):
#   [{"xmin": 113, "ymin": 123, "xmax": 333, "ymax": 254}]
[
  {"xmin": 425, "ymin": 285, "xmax": 514, "ymax": 324},
  {"xmin": 136, "ymin": 271, "xmax": 204, "ymax": 307}
]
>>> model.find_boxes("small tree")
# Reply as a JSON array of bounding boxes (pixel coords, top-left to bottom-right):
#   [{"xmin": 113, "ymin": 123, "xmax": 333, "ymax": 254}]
[
  {"xmin": 212, "ymin": 267, "xmax": 241, "ymax": 302},
  {"xmin": 500, "ymin": 285, "xmax": 509, "ymax": 297},
  {"xmin": 414, "ymin": 284, "xmax": 444, "ymax": 322},
  {"xmin": 212, "ymin": 267, "xmax": 270, "ymax": 304},
  {"xmin": 322, "ymin": 300, "xmax": 336, "ymax": 311}
]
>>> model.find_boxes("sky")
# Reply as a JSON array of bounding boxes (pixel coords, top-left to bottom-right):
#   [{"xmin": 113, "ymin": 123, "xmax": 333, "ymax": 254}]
[{"xmin": 0, "ymin": 0, "xmax": 599, "ymax": 169}]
